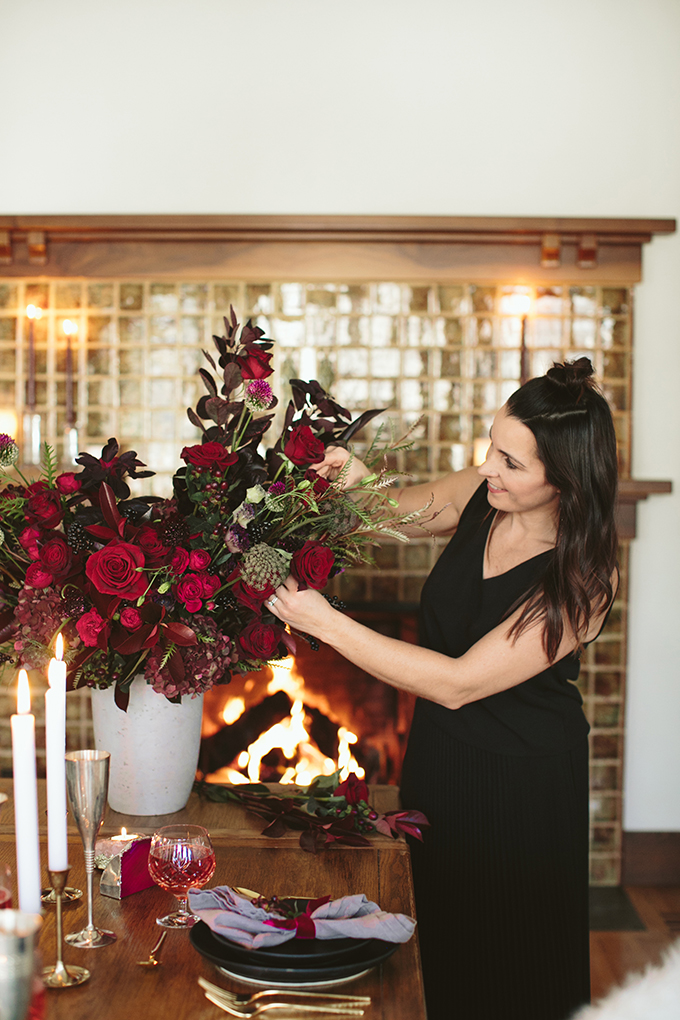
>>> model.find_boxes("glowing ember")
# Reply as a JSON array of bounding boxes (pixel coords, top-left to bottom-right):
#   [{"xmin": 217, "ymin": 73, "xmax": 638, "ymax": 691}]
[{"xmin": 221, "ymin": 696, "xmax": 246, "ymax": 726}]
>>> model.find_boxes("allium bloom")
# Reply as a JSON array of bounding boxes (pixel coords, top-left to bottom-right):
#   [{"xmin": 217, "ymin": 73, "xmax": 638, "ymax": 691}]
[
  {"xmin": 268, "ymin": 481, "xmax": 285, "ymax": 496},
  {"xmin": 240, "ymin": 543, "xmax": 290, "ymax": 592},
  {"xmin": 244, "ymin": 379, "xmax": 274, "ymax": 412},
  {"xmin": 0, "ymin": 435, "xmax": 19, "ymax": 468}
]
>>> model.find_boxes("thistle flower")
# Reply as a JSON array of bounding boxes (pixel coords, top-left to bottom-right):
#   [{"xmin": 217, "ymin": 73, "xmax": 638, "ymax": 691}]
[
  {"xmin": 240, "ymin": 542, "xmax": 290, "ymax": 591},
  {"xmin": 0, "ymin": 435, "xmax": 19, "ymax": 468},
  {"xmin": 268, "ymin": 481, "xmax": 285, "ymax": 496},
  {"xmin": 244, "ymin": 379, "xmax": 274, "ymax": 412}
]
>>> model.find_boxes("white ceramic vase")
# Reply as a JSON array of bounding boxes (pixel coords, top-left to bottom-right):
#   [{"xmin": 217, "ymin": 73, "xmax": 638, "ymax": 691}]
[{"xmin": 90, "ymin": 676, "xmax": 204, "ymax": 816}]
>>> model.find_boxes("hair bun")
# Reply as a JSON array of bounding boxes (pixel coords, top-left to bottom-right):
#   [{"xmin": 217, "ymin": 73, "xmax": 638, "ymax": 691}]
[{"xmin": 546, "ymin": 357, "xmax": 595, "ymax": 392}]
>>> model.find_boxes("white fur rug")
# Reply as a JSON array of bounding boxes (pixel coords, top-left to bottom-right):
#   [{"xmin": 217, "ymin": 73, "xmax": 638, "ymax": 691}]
[{"xmin": 571, "ymin": 939, "xmax": 680, "ymax": 1019}]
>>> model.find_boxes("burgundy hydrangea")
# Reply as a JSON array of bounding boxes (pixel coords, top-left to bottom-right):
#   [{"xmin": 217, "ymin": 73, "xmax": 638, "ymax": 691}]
[{"xmin": 144, "ymin": 615, "xmax": 237, "ymax": 699}]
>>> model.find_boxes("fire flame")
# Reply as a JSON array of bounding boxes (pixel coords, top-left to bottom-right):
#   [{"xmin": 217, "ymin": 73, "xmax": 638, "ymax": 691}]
[{"xmin": 218, "ymin": 657, "xmax": 365, "ymax": 786}]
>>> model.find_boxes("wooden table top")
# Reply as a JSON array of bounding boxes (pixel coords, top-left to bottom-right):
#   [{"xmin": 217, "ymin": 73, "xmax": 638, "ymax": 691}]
[{"xmin": 0, "ymin": 781, "xmax": 426, "ymax": 1020}]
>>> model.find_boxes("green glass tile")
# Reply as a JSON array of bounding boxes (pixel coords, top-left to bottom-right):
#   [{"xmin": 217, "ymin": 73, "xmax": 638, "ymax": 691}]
[
  {"xmin": 371, "ymin": 348, "xmax": 400, "ymax": 377},
  {"xmin": 56, "ymin": 283, "xmax": 82, "ymax": 309},
  {"xmin": 400, "ymin": 379, "xmax": 428, "ymax": 411},
  {"xmin": 30, "ymin": 318, "xmax": 47, "ymax": 343},
  {"xmin": 87, "ymin": 316, "xmax": 114, "ymax": 344},
  {"xmin": 404, "ymin": 447, "xmax": 430, "ymax": 473},
  {"xmin": 602, "ymin": 605, "xmax": 623, "ymax": 633},
  {"xmin": 439, "ymin": 414, "xmax": 464, "ymax": 442},
  {"xmin": 35, "ymin": 350, "xmax": 47, "ymax": 373},
  {"xmin": 119, "ymin": 348, "xmax": 144, "ymax": 374},
  {"xmin": 535, "ymin": 287, "xmax": 564, "ymax": 314},
  {"xmin": 591, "ymin": 796, "xmax": 618, "ymax": 822},
  {"xmin": 0, "ymin": 349, "xmax": 16, "ymax": 371},
  {"xmin": 181, "ymin": 348, "xmax": 202, "ymax": 376},
  {"xmin": 407, "ymin": 287, "xmax": 430, "ymax": 313},
  {"xmin": 25, "ymin": 283, "xmax": 49, "ymax": 309},
  {"xmin": 601, "ymin": 288, "xmax": 629, "ymax": 315},
  {"xmin": 147, "ymin": 350, "xmax": 179, "ymax": 376},
  {"xmin": 589, "ymin": 856, "xmax": 619, "ymax": 885},
  {"xmin": 87, "ymin": 380, "xmax": 113, "ymax": 405},
  {"xmin": 613, "ymin": 416, "xmax": 628, "ymax": 444},
  {"xmin": 590, "ymin": 764, "xmax": 618, "ymax": 791},
  {"xmin": 473, "ymin": 381, "xmax": 496, "ymax": 411},
  {"xmin": 179, "ymin": 283, "xmax": 207, "ymax": 313},
  {"xmin": 570, "ymin": 287, "xmax": 597, "ymax": 316},
  {"xmin": 119, "ymin": 283, "xmax": 144, "ymax": 311},
  {"xmin": 0, "ymin": 319, "xmax": 16, "ymax": 342},
  {"xmin": 472, "ymin": 414, "xmax": 493, "ymax": 439},
  {"xmin": 374, "ymin": 283, "xmax": 401, "ymax": 314},
  {"xmin": 439, "ymin": 317, "xmax": 464, "ymax": 346},
  {"xmin": 603, "ymin": 350, "xmax": 628, "ymax": 379},
  {"xmin": 337, "ymin": 286, "xmax": 371, "ymax": 315},
  {"xmin": 374, "ymin": 545, "xmax": 399, "ymax": 569},
  {"xmin": 0, "ymin": 379, "xmax": 15, "ymax": 399},
  {"xmin": 370, "ymin": 315, "xmax": 396, "ymax": 347},
  {"xmin": 214, "ymin": 284, "xmax": 241, "ymax": 312},
  {"xmin": 602, "ymin": 384, "xmax": 627, "ymax": 412},
  {"xmin": 150, "ymin": 410, "xmax": 175, "ymax": 434},
  {"xmin": 594, "ymin": 703, "xmax": 620, "ymax": 727},
  {"xmin": 119, "ymin": 380, "xmax": 141, "ymax": 405},
  {"xmin": 272, "ymin": 318, "xmax": 305, "ymax": 347},
  {"xmin": 280, "ymin": 284, "xmax": 306, "ymax": 317},
  {"xmin": 306, "ymin": 316, "xmax": 335, "ymax": 347},
  {"xmin": 87, "ymin": 283, "xmax": 114, "ymax": 308},
  {"xmin": 501, "ymin": 350, "xmax": 521, "ymax": 378},
  {"xmin": 530, "ymin": 318, "xmax": 563, "ymax": 349},
  {"xmin": 150, "ymin": 284, "xmax": 178, "ymax": 313},
  {"xmin": 316, "ymin": 355, "xmax": 335, "ymax": 392},
  {"xmin": 591, "ymin": 734, "xmax": 620, "ymax": 759},
  {"xmin": 119, "ymin": 409, "xmax": 144, "ymax": 437},
  {"xmin": 337, "ymin": 348, "xmax": 368, "ymax": 377},
  {"xmin": 149, "ymin": 316, "xmax": 177, "ymax": 345},
  {"xmin": 601, "ymin": 318, "xmax": 629, "ymax": 349},
  {"xmin": 306, "ymin": 286, "xmax": 337, "ymax": 311},
  {"xmin": 181, "ymin": 317, "xmax": 202, "ymax": 345},
  {"xmin": 594, "ymin": 641, "xmax": 622, "ymax": 666},
  {"xmin": 473, "ymin": 351, "xmax": 496, "ymax": 378},
  {"xmin": 87, "ymin": 411, "xmax": 111, "ymax": 435},
  {"xmin": 470, "ymin": 285, "xmax": 495, "ymax": 313},
  {"xmin": 437, "ymin": 285, "xmax": 465, "ymax": 315},
  {"xmin": 498, "ymin": 317, "xmax": 521, "ymax": 348},
  {"xmin": 571, "ymin": 318, "xmax": 597, "ymax": 348},
  {"xmin": 470, "ymin": 317, "xmax": 494, "ymax": 346},
  {"xmin": 591, "ymin": 826, "xmax": 617, "ymax": 851},
  {"xmin": 0, "ymin": 284, "xmax": 17, "ymax": 309},
  {"xmin": 404, "ymin": 544, "xmax": 430, "ymax": 570},
  {"xmin": 594, "ymin": 672, "xmax": 622, "ymax": 697},
  {"xmin": 119, "ymin": 317, "xmax": 145, "ymax": 344},
  {"xmin": 370, "ymin": 380, "xmax": 395, "ymax": 405}
]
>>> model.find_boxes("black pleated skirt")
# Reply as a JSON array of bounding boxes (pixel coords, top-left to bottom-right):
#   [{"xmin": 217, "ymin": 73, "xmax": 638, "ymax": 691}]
[{"xmin": 400, "ymin": 708, "xmax": 590, "ymax": 1020}]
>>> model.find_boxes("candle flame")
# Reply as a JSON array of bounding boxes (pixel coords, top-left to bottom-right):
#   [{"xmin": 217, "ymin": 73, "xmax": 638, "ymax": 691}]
[
  {"xmin": 62, "ymin": 319, "xmax": 77, "ymax": 336},
  {"xmin": 55, "ymin": 633, "xmax": 64, "ymax": 661},
  {"xmin": 504, "ymin": 293, "xmax": 531, "ymax": 317},
  {"xmin": 120, "ymin": 827, "xmax": 127, "ymax": 838},
  {"xmin": 25, "ymin": 305, "xmax": 42, "ymax": 320},
  {"xmin": 17, "ymin": 670, "xmax": 30, "ymax": 714}
]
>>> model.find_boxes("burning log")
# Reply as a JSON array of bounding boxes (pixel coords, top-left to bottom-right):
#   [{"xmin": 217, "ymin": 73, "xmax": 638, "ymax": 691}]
[{"xmin": 198, "ymin": 690, "xmax": 292, "ymax": 776}]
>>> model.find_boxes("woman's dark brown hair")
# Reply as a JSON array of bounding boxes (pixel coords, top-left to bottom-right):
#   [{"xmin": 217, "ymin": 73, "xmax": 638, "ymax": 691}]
[{"xmin": 505, "ymin": 357, "xmax": 618, "ymax": 661}]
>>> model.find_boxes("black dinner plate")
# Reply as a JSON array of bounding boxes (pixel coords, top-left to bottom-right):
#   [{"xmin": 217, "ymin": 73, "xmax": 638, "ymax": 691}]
[
  {"xmin": 209, "ymin": 898, "xmax": 372, "ymax": 965},
  {"xmin": 190, "ymin": 921, "xmax": 400, "ymax": 985}
]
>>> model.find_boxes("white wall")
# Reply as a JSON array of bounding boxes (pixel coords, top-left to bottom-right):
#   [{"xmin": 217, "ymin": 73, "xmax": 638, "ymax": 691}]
[{"xmin": 1, "ymin": 0, "xmax": 679, "ymax": 827}]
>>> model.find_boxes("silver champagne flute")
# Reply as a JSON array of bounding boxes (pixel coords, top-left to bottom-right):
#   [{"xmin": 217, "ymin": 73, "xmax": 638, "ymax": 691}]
[
  {"xmin": 0, "ymin": 911, "xmax": 42, "ymax": 1020},
  {"xmin": 64, "ymin": 750, "xmax": 117, "ymax": 948}
]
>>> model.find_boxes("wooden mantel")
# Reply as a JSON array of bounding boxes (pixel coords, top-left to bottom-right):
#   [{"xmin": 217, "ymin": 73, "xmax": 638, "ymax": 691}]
[{"xmin": 617, "ymin": 479, "xmax": 673, "ymax": 539}]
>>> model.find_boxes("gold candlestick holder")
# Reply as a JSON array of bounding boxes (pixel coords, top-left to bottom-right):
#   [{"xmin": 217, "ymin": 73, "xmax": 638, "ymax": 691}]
[{"xmin": 42, "ymin": 869, "xmax": 90, "ymax": 988}]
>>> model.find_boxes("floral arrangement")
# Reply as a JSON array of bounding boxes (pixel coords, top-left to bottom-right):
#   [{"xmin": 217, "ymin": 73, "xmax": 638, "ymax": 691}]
[
  {"xmin": 193, "ymin": 771, "xmax": 429, "ymax": 854},
  {"xmin": 0, "ymin": 310, "xmax": 422, "ymax": 709}
]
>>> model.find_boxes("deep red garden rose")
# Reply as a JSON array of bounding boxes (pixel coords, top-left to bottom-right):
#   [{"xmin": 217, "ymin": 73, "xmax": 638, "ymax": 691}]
[
  {"xmin": 238, "ymin": 620, "xmax": 285, "ymax": 659},
  {"xmin": 197, "ymin": 571, "xmax": 221, "ymax": 599},
  {"xmin": 235, "ymin": 347, "xmax": 273, "ymax": 380},
  {"xmin": 76, "ymin": 609, "xmax": 106, "ymax": 647},
  {"xmin": 180, "ymin": 442, "xmax": 238, "ymax": 472},
  {"xmin": 189, "ymin": 549, "xmax": 211, "ymax": 571},
  {"xmin": 38, "ymin": 537, "xmax": 72, "ymax": 579},
  {"xmin": 284, "ymin": 426, "xmax": 325, "ymax": 467},
  {"xmin": 85, "ymin": 541, "xmax": 147, "ymax": 599},
  {"xmin": 25, "ymin": 489, "xmax": 63, "ymax": 530},
  {"xmin": 170, "ymin": 547, "xmax": 190, "ymax": 575},
  {"xmin": 304, "ymin": 468, "xmax": 330, "ymax": 495},
  {"xmin": 120, "ymin": 607, "xmax": 143, "ymax": 631},
  {"xmin": 175, "ymin": 573, "xmax": 204, "ymax": 613},
  {"xmin": 291, "ymin": 541, "xmax": 335, "ymax": 591},
  {"xmin": 231, "ymin": 577, "xmax": 269, "ymax": 613},
  {"xmin": 335, "ymin": 773, "xmax": 369, "ymax": 805},
  {"xmin": 55, "ymin": 472, "xmax": 82, "ymax": 494},
  {"xmin": 25, "ymin": 563, "xmax": 54, "ymax": 589},
  {"xmin": 137, "ymin": 526, "xmax": 171, "ymax": 567},
  {"xmin": 18, "ymin": 526, "xmax": 41, "ymax": 559}
]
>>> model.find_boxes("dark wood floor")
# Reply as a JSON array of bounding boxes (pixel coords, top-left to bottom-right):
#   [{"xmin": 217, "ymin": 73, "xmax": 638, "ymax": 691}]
[{"xmin": 590, "ymin": 886, "xmax": 680, "ymax": 1002}]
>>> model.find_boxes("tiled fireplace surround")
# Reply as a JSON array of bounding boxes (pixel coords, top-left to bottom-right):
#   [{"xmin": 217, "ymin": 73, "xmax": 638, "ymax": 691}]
[{"xmin": 0, "ymin": 214, "xmax": 673, "ymax": 885}]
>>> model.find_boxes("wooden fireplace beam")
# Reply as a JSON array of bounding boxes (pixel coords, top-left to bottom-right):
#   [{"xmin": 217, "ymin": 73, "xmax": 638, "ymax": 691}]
[{"xmin": 616, "ymin": 479, "xmax": 673, "ymax": 540}]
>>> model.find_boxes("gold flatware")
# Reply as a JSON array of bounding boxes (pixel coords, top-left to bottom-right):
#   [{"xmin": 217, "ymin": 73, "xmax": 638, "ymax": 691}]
[
  {"xmin": 198, "ymin": 976, "xmax": 371, "ymax": 1005},
  {"xmin": 204, "ymin": 991, "xmax": 365, "ymax": 1016},
  {"xmin": 136, "ymin": 930, "xmax": 166, "ymax": 967}
]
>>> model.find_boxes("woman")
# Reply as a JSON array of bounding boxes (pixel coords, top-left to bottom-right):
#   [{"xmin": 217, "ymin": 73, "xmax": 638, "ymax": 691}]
[{"xmin": 265, "ymin": 358, "xmax": 618, "ymax": 1020}]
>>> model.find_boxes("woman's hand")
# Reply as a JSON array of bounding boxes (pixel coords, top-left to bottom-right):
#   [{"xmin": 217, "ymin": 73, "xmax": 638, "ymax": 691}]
[
  {"xmin": 310, "ymin": 445, "xmax": 371, "ymax": 488},
  {"xmin": 265, "ymin": 577, "xmax": 337, "ymax": 639}
]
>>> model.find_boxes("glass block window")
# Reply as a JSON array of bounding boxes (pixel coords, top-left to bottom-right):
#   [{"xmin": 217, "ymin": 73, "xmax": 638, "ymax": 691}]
[{"xmin": 0, "ymin": 278, "xmax": 632, "ymax": 882}]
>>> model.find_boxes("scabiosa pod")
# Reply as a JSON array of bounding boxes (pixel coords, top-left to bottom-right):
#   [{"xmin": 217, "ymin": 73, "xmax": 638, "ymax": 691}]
[
  {"xmin": 0, "ymin": 435, "xmax": 19, "ymax": 468},
  {"xmin": 244, "ymin": 379, "xmax": 274, "ymax": 412},
  {"xmin": 240, "ymin": 542, "xmax": 291, "ymax": 592}
]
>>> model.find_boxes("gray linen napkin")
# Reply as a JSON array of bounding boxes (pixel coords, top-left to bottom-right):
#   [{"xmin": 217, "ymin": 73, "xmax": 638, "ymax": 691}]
[{"xmin": 188, "ymin": 885, "xmax": 416, "ymax": 949}]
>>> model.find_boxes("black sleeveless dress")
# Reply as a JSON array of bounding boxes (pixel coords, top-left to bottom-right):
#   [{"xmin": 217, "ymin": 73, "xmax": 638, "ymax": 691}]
[{"xmin": 400, "ymin": 482, "xmax": 591, "ymax": 1020}]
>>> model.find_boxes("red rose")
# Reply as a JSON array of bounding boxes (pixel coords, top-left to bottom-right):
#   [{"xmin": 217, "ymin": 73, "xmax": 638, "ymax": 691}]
[
  {"xmin": 170, "ymin": 547, "xmax": 190, "ymax": 575},
  {"xmin": 25, "ymin": 563, "xmax": 54, "ymax": 589},
  {"xmin": 137, "ymin": 526, "xmax": 171, "ymax": 567},
  {"xmin": 197, "ymin": 571, "xmax": 221, "ymax": 599},
  {"xmin": 284, "ymin": 426, "xmax": 325, "ymax": 467},
  {"xmin": 120, "ymin": 607, "xmax": 143, "ymax": 631},
  {"xmin": 335, "ymin": 773, "xmax": 369, "ymax": 805},
  {"xmin": 235, "ymin": 347, "xmax": 273, "ymax": 380},
  {"xmin": 304, "ymin": 468, "xmax": 330, "ymax": 495},
  {"xmin": 25, "ymin": 490, "xmax": 63, "ymax": 529},
  {"xmin": 76, "ymin": 609, "xmax": 106, "ymax": 647},
  {"xmin": 18, "ymin": 526, "xmax": 41, "ymax": 560},
  {"xmin": 175, "ymin": 573, "xmax": 204, "ymax": 613},
  {"xmin": 38, "ymin": 537, "xmax": 72, "ymax": 579},
  {"xmin": 238, "ymin": 620, "xmax": 285, "ymax": 659},
  {"xmin": 291, "ymin": 541, "xmax": 335, "ymax": 591},
  {"xmin": 180, "ymin": 442, "xmax": 238, "ymax": 472},
  {"xmin": 55, "ymin": 472, "xmax": 82, "ymax": 494},
  {"xmin": 231, "ymin": 578, "xmax": 268, "ymax": 613},
  {"xmin": 189, "ymin": 549, "xmax": 211, "ymax": 571},
  {"xmin": 86, "ymin": 541, "xmax": 147, "ymax": 599}
]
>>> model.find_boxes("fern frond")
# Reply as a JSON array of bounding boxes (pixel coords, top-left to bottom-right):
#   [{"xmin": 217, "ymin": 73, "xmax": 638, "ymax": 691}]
[{"xmin": 42, "ymin": 444, "xmax": 58, "ymax": 487}]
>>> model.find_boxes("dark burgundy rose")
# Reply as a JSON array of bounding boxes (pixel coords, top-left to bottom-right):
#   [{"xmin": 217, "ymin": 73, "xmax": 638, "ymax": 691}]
[
  {"xmin": 18, "ymin": 526, "xmax": 41, "ymax": 560},
  {"xmin": 174, "ymin": 573, "xmax": 203, "ymax": 613},
  {"xmin": 180, "ymin": 442, "xmax": 238, "ymax": 471},
  {"xmin": 235, "ymin": 347, "xmax": 273, "ymax": 380},
  {"xmin": 291, "ymin": 541, "xmax": 335, "ymax": 591},
  {"xmin": 189, "ymin": 549, "xmax": 211, "ymax": 571},
  {"xmin": 335, "ymin": 773, "xmax": 369, "ymax": 805},
  {"xmin": 232, "ymin": 578, "xmax": 268, "ymax": 613},
  {"xmin": 25, "ymin": 489, "xmax": 63, "ymax": 530},
  {"xmin": 38, "ymin": 537, "xmax": 72, "ymax": 579},
  {"xmin": 25, "ymin": 563, "xmax": 54, "ymax": 589},
  {"xmin": 304, "ymin": 468, "xmax": 330, "ymax": 495},
  {"xmin": 137, "ymin": 526, "xmax": 171, "ymax": 567},
  {"xmin": 120, "ymin": 607, "xmax": 143, "ymax": 631},
  {"xmin": 55, "ymin": 472, "xmax": 82, "ymax": 494},
  {"xmin": 238, "ymin": 620, "xmax": 285, "ymax": 659},
  {"xmin": 76, "ymin": 609, "xmax": 107, "ymax": 647},
  {"xmin": 86, "ymin": 541, "xmax": 147, "ymax": 599},
  {"xmin": 284, "ymin": 426, "xmax": 325, "ymax": 467},
  {"xmin": 197, "ymin": 571, "xmax": 221, "ymax": 599},
  {"xmin": 170, "ymin": 547, "xmax": 190, "ymax": 575}
]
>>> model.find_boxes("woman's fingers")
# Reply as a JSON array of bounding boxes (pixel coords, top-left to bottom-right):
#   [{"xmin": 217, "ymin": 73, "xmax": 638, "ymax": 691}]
[{"xmin": 311, "ymin": 446, "xmax": 351, "ymax": 480}]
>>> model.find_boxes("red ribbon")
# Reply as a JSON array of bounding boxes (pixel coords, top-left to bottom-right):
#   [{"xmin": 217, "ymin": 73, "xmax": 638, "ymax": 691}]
[{"xmin": 263, "ymin": 895, "xmax": 331, "ymax": 940}]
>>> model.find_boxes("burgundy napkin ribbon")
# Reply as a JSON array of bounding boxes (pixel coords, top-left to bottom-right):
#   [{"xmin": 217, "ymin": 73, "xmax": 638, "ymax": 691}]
[{"xmin": 264, "ymin": 895, "xmax": 331, "ymax": 939}]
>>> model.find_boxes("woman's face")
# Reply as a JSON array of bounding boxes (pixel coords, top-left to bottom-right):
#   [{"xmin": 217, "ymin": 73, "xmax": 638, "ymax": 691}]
[{"xmin": 477, "ymin": 404, "xmax": 560, "ymax": 517}]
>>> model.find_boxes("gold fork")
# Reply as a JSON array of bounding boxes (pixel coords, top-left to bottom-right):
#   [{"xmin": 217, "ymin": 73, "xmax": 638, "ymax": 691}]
[
  {"xmin": 203, "ymin": 990, "xmax": 366, "ymax": 1017},
  {"xmin": 198, "ymin": 976, "xmax": 371, "ymax": 1006}
]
